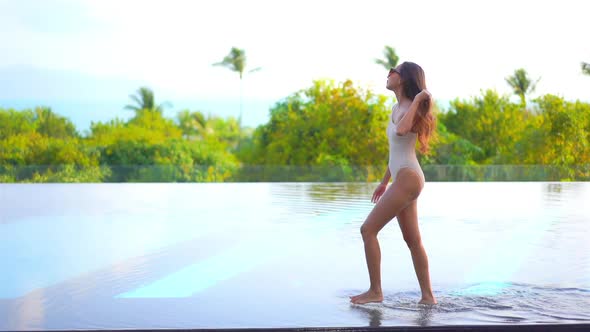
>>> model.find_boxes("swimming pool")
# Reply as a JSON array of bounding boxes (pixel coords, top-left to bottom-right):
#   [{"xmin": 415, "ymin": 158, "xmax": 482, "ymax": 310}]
[{"xmin": 0, "ymin": 182, "xmax": 589, "ymax": 329}]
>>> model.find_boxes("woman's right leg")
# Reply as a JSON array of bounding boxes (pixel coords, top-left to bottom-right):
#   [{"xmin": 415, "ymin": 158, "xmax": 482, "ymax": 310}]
[
  {"xmin": 350, "ymin": 174, "xmax": 421, "ymax": 304},
  {"xmin": 396, "ymin": 199, "xmax": 437, "ymax": 304}
]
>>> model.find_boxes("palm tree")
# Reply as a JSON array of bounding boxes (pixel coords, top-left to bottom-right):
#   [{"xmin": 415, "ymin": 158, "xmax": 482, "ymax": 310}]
[
  {"xmin": 582, "ymin": 62, "xmax": 590, "ymax": 76},
  {"xmin": 375, "ymin": 45, "xmax": 400, "ymax": 70},
  {"xmin": 505, "ymin": 68, "xmax": 540, "ymax": 107},
  {"xmin": 177, "ymin": 110, "xmax": 208, "ymax": 140},
  {"xmin": 213, "ymin": 47, "xmax": 261, "ymax": 126},
  {"xmin": 124, "ymin": 87, "xmax": 171, "ymax": 113}
]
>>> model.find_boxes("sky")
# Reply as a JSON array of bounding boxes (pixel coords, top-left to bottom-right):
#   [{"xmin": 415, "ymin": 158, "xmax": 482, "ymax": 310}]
[{"xmin": 0, "ymin": 0, "xmax": 589, "ymax": 128}]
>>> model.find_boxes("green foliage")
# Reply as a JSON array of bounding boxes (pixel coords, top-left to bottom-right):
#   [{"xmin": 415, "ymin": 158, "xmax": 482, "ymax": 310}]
[
  {"xmin": 0, "ymin": 106, "xmax": 102, "ymax": 181},
  {"xmin": 207, "ymin": 115, "xmax": 242, "ymax": 148},
  {"xmin": 87, "ymin": 109, "xmax": 238, "ymax": 182},
  {"xmin": 0, "ymin": 132, "xmax": 106, "ymax": 181},
  {"xmin": 0, "ymin": 109, "xmax": 36, "ymax": 139},
  {"xmin": 0, "ymin": 133, "xmax": 93, "ymax": 166},
  {"xmin": 25, "ymin": 165, "xmax": 110, "ymax": 183},
  {"xmin": 177, "ymin": 110, "xmax": 207, "ymax": 139},
  {"xmin": 441, "ymin": 90, "xmax": 529, "ymax": 163},
  {"xmin": 34, "ymin": 107, "xmax": 79, "ymax": 138},
  {"xmin": 244, "ymin": 80, "xmax": 389, "ymax": 181},
  {"xmin": 582, "ymin": 62, "xmax": 590, "ymax": 76},
  {"xmin": 518, "ymin": 95, "xmax": 590, "ymax": 168},
  {"xmin": 1, "ymin": 80, "xmax": 589, "ymax": 182},
  {"xmin": 89, "ymin": 109, "xmax": 182, "ymax": 146},
  {"xmin": 176, "ymin": 110, "xmax": 242, "ymax": 148},
  {"xmin": 421, "ymin": 121, "xmax": 484, "ymax": 165},
  {"xmin": 437, "ymin": 92, "xmax": 590, "ymax": 180},
  {"xmin": 0, "ymin": 104, "xmax": 240, "ymax": 182},
  {"xmin": 0, "ymin": 107, "xmax": 78, "ymax": 139},
  {"xmin": 98, "ymin": 138, "xmax": 238, "ymax": 182}
]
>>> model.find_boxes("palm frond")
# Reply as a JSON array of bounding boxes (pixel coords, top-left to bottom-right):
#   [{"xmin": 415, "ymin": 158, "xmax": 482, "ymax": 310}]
[
  {"xmin": 193, "ymin": 111, "xmax": 207, "ymax": 128},
  {"xmin": 213, "ymin": 47, "xmax": 248, "ymax": 79},
  {"xmin": 124, "ymin": 105, "xmax": 140, "ymax": 111},
  {"xmin": 125, "ymin": 87, "xmax": 161, "ymax": 112},
  {"xmin": 128, "ymin": 94, "xmax": 143, "ymax": 107},
  {"xmin": 505, "ymin": 68, "xmax": 538, "ymax": 95},
  {"xmin": 375, "ymin": 45, "xmax": 399, "ymax": 70},
  {"xmin": 375, "ymin": 59, "xmax": 388, "ymax": 67}
]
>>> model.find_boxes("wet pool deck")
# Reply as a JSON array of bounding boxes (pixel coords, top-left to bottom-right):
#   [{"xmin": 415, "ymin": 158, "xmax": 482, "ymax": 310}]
[{"xmin": 11, "ymin": 323, "xmax": 590, "ymax": 332}]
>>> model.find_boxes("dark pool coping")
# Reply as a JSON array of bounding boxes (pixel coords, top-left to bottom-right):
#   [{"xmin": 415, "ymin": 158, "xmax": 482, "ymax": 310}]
[{"xmin": 10, "ymin": 324, "xmax": 590, "ymax": 332}]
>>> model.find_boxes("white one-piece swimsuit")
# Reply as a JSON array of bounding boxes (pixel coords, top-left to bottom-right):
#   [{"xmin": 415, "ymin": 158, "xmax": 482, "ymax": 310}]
[{"xmin": 387, "ymin": 103, "xmax": 425, "ymax": 184}]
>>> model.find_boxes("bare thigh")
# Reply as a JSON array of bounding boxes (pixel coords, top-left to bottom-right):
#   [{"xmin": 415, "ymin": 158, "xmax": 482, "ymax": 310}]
[{"xmin": 361, "ymin": 169, "xmax": 423, "ymax": 235}]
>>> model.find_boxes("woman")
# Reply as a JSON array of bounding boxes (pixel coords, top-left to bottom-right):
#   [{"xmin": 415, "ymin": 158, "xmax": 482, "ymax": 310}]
[{"xmin": 350, "ymin": 62, "xmax": 437, "ymax": 305}]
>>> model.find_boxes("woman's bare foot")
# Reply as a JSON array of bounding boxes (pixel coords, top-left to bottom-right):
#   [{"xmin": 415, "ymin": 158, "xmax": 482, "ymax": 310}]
[
  {"xmin": 349, "ymin": 289, "xmax": 383, "ymax": 304},
  {"xmin": 418, "ymin": 294, "xmax": 437, "ymax": 305}
]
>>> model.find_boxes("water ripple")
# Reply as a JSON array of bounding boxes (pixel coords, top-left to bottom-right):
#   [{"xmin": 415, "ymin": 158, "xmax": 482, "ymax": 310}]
[{"xmin": 348, "ymin": 282, "xmax": 590, "ymax": 325}]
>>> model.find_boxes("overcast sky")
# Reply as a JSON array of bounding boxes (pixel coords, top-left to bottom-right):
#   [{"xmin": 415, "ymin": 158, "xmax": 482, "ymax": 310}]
[{"xmin": 1, "ymin": 0, "xmax": 589, "ymax": 105}]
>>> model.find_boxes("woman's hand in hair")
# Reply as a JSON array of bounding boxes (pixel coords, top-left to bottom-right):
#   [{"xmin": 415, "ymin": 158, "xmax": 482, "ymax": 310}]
[{"xmin": 416, "ymin": 89, "xmax": 432, "ymax": 102}]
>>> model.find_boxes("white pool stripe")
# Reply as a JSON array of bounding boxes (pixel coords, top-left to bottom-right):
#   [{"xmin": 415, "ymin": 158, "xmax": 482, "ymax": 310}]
[
  {"xmin": 117, "ymin": 208, "xmax": 367, "ymax": 298},
  {"xmin": 0, "ymin": 215, "xmax": 236, "ymax": 299},
  {"xmin": 117, "ymin": 237, "xmax": 285, "ymax": 298}
]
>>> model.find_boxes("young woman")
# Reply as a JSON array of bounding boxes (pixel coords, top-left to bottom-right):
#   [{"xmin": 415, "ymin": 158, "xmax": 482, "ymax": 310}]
[{"xmin": 350, "ymin": 62, "xmax": 437, "ymax": 305}]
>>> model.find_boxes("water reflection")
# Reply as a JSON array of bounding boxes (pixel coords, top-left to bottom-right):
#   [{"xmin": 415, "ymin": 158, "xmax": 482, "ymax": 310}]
[
  {"xmin": 350, "ymin": 301, "xmax": 435, "ymax": 327},
  {"xmin": 14, "ymin": 290, "xmax": 45, "ymax": 330},
  {"xmin": 305, "ymin": 183, "xmax": 373, "ymax": 203},
  {"xmin": 415, "ymin": 305, "xmax": 435, "ymax": 326},
  {"xmin": 350, "ymin": 304, "xmax": 383, "ymax": 327},
  {"xmin": 2, "ymin": 183, "xmax": 589, "ymax": 329},
  {"xmin": 543, "ymin": 182, "xmax": 587, "ymax": 203}
]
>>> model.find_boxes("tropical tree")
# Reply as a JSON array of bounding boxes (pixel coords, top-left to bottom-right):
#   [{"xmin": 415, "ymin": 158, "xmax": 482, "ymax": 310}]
[
  {"xmin": 0, "ymin": 108, "xmax": 36, "ymax": 139},
  {"xmin": 375, "ymin": 45, "xmax": 400, "ymax": 70},
  {"xmin": 582, "ymin": 62, "xmax": 590, "ymax": 76},
  {"xmin": 441, "ymin": 90, "xmax": 530, "ymax": 164},
  {"xmin": 34, "ymin": 107, "xmax": 79, "ymax": 138},
  {"xmin": 243, "ymin": 79, "xmax": 391, "ymax": 181},
  {"xmin": 177, "ymin": 110, "xmax": 207, "ymax": 140},
  {"xmin": 516, "ymin": 95, "xmax": 590, "ymax": 169},
  {"xmin": 176, "ymin": 110, "xmax": 242, "ymax": 150},
  {"xmin": 505, "ymin": 68, "xmax": 540, "ymax": 107},
  {"xmin": 213, "ymin": 47, "xmax": 260, "ymax": 125},
  {"xmin": 124, "ymin": 87, "xmax": 171, "ymax": 113}
]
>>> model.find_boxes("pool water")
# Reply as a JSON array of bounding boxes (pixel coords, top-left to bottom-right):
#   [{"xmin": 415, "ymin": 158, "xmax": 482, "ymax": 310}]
[{"xmin": 0, "ymin": 182, "xmax": 589, "ymax": 329}]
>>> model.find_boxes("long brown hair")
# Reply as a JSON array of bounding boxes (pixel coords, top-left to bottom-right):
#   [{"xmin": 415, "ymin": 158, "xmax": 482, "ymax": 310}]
[{"xmin": 398, "ymin": 62, "xmax": 436, "ymax": 154}]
